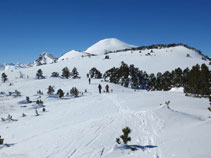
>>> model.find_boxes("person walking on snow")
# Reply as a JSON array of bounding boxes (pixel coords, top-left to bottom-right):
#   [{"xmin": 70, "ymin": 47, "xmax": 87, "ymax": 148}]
[
  {"xmin": 98, "ymin": 84, "xmax": 102, "ymax": 94},
  {"xmin": 89, "ymin": 78, "xmax": 91, "ymax": 84},
  {"xmin": 105, "ymin": 84, "xmax": 109, "ymax": 93}
]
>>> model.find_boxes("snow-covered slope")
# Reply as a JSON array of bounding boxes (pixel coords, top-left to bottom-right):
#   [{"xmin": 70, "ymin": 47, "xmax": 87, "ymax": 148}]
[
  {"xmin": 0, "ymin": 40, "xmax": 210, "ymax": 158},
  {"xmin": 58, "ymin": 50, "xmax": 92, "ymax": 61},
  {"xmin": 32, "ymin": 52, "xmax": 57, "ymax": 66},
  {"xmin": 85, "ymin": 38, "xmax": 136, "ymax": 55}
]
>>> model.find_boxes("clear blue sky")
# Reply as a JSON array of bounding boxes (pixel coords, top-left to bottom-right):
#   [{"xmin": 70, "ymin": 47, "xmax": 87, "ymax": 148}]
[{"xmin": 0, "ymin": 0, "xmax": 210, "ymax": 63}]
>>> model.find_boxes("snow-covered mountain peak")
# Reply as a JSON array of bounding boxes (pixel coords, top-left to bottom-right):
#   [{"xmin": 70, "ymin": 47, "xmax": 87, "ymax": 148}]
[
  {"xmin": 58, "ymin": 50, "xmax": 84, "ymax": 61},
  {"xmin": 85, "ymin": 38, "xmax": 136, "ymax": 55},
  {"xmin": 33, "ymin": 52, "xmax": 58, "ymax": 66}
]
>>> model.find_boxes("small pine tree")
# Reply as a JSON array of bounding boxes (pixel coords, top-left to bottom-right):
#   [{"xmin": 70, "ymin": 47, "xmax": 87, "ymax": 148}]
[
  {"xmin": 116, "ymin": 127, "xmax": 137, "ymax": 151},
  {"xmin": 1, "ymin": 73, "xmax": 8, "ymax": 83},
  {"xmin": 62, "ymin": 67, "xmax": 71, "ymax": 79},
  {"xmin": 70, "ymin": 87, "xmax": 79, "ymax": 97},
  {"xmin": 47, "ymin": 85, "xmax": 55, "ymax": 95},
  {"xmin": 36, "ymin": 69, "xmax": 44, "ymax": 79},
  {"xmin": 26, "ymin": 96, "xmax": 31, "ymax": 103},
  {"xmin": 57, "ymin": 89, "xmax": 64, "ymax": 98},
  {"xmin": 120, "ymin": 127, "xmax": 131, "ymax": 145},
  {"xmin": 71, "ymin": 67, "xmax": 80, "ymax": 79}
]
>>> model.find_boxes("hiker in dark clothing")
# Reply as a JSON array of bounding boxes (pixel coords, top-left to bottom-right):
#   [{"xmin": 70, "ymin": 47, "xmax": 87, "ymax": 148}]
[
  {"xmin": 105, "ymin": 84, "xmax": 109, "ymax": 93},
  {"xmin": 89, "ymin": 78, "xmax": 91, "ymax": 84},
  {"xmin": 98, "ymin": 84, "xmax": 102, "ymax": 94}
]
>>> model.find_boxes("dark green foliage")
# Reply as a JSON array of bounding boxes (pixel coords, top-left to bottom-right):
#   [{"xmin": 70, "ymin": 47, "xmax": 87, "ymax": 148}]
[
  {"xmin": 36, "ymin": 99, "xmax": 43, "ymax": 105},
  {"xmin": 120, "ymin": 127, "xmax": 131, "ymax": 145},
  {"xmin": 47, "ymin": 85, "xmax": 55, "ymax": 95},
  {"xmin": 0, "ymin": 136, "xmax": 4, "ymax": 145},
  {"xmin": 105, "ymin": 55, "xmax": 109, "ymax": 59},
  {"xmin": 103, "ymin": 62, "xmax": 210, "ymax": 97},
  {"xmin": 209, "ymin": 95, "xmax": 211, "ymax": 105},
  {"xmin": 36, "ymin": 69, "xmax": 44, "ymax": 79},
  {"xmin": 116, "ymin": 138, "xmax": 121, "ymax": 144},
  {"xmin": 51, "ymin": 72, "xmax": 59, "ymax": 77},
  {"xmin": 116, "ymin": 127, "xmax": 137, "ymax": 151},
  {"xmin": 71, "ymin": 67, "xmax": 80, "ymax": 79},
  {"xmin": 70, "ymin": 87, "xmax": 79, "ymax": 97},
  {"xmin": 1, "ymin": 73, "xmax": 7, "ymax": 83},
  {"xmin": 104, "ymin": 62, "xmax": 146, "ymax": 89},
  {"xmin": 62, "ymin": 67, "xmax": 71, "ymax": 79},
  {"xmin": 26, "ymin": 96, "xmax": 31, "ymax": 103},
  {"xmin": 184, "ymin": 64, "xmax": 210, "ymax": 96},
  {"xmin": 89, "ymin": 68, "xmax": 102, "ymax": 79},
  {"xmin": 37, "ymin": 90, "xmax": 43, "ymax": 95},
  {"xmin": 57, "ymin": 89, "xmax": 64, "ymax": 98}
]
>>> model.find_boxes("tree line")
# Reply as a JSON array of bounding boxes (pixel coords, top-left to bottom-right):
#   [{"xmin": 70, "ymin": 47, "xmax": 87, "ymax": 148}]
[{"xmin": 103, "ymin": 62, "xmax": 210, "ymax": 97}]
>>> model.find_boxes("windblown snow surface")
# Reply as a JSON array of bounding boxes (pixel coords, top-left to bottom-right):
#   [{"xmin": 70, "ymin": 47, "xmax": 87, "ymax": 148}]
[{"xmin": 0, "ymin": 41, "xmax": 211, "ymax": 158}]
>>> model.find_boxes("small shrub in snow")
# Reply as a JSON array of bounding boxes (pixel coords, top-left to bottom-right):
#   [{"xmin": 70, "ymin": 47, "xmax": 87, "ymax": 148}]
[
  {"xmin": 116, "ymin": 127, "xmax": 137, "ymax": 151},
  {"xmin": 165, "ymin": 101, "xmax": 170, "ymax": 105},
  {"xmin": 47, "ymin": 85, "xmax": 55, "ymax": 95},
  {"xmin": 70, "ymin": 87, "xmax": 79, "ymax": 97},
  {"xmin": 105, "ymin": 55, "xmax": 109, "ymax": 59},
  {"xmin": 57, "ymin": 89, "xmax": 64, "ymax": 99},
  {"xmin": 36, "ymin": 99, "xmax": 43, "ymax": 105},
  {"xmin": 1, "ymin": 73, "xmax": 8, "ymax": 83},
  {"xmin": 51, "ymin": 72, "xmax": 59, "ymax": 77},
  {"xmin": 37, "ymin": 90, "xmax": 43, "ymax": 95},
  {"xmin": 36, "ymin": 69, "xmax": 45, "ymax": 79},
  {"xmin": 26, "ymin": 96, "xmax": 32, "ymax": 103}
]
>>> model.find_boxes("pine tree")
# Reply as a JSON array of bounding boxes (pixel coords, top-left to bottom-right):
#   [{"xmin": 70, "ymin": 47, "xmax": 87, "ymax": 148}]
[
  {"xmin": 36, "ymin": 69, "xmax": 44, "ymax": 79},
  {"xmin": 62, "ymin": 67, "xmax": 71, "ymax": 79},
  {"xmin": 70, "ymin": 87, "xmax": 79, "ymax": 97},
  {"xmin": 89, "ymin": 68, "xmax": 102, "ymax": 79},
  {"xmin": 71, "ymin": 67, "xmax": 80, "ymax": 79},
  {"xmin": 1, "ymin": 73, "xmax": 8, "ymax": 83},
  {"xmin": 200, "ymin": 64, "xmax": 210, "ymax": 96},
  {"xmin": 57, "ymin": 89, "xmax": 64, "ymax": 98},
  {"xmin": 47, "ymin": 85, "xmax": 55, "ymax": 95}
]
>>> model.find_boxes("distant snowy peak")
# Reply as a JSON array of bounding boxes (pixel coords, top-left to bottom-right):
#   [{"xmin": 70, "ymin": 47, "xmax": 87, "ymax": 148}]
[
  {"xmin": 59, "ymin": 50, "xmax": 83, "ymax": 61},
  {"xmin": 85, "ymin": 38, "xmax": 136, "ymax": 55},
  {"xmin": 33, "ymin": 52, "xmax": 58, "ymax": 66},
  {"xmin": 58, "ymin": 50, "xmax": 93, "ymax": 61}
]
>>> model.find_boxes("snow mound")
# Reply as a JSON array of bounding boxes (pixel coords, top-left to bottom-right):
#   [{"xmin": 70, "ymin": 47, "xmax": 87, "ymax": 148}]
[
  {"xmin": 58, "ymin": 50, "xmax": 87, "ymax": 61},
  {"xmin": 85, "ymin": 38, "xmax": 136, "ymax": 55},
  {"xmin": 32, "ymin": 52, "xmax": 58, "ymax": 66},
  {"xmin": 170, "ymin": 87, "xmax": 184, "ymax": 92}
]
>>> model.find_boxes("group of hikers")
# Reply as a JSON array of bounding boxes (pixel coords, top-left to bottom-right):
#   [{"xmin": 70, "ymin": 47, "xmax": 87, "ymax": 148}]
[{"xmin": 88, "ymin": 78, "xmax": 109, "ymax": 94}]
